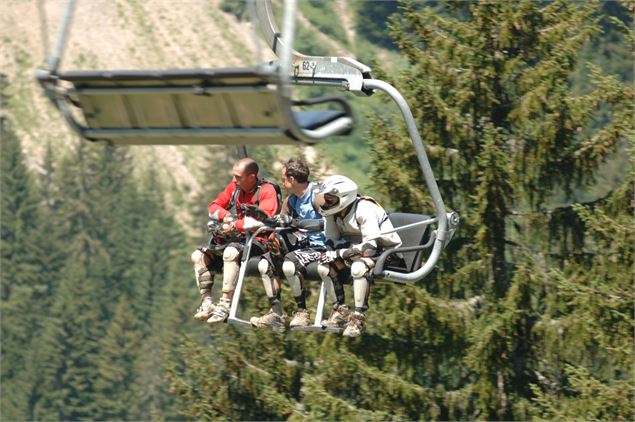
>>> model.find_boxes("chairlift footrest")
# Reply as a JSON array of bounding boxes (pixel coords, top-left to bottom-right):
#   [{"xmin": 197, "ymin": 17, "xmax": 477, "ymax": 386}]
[
  {"xmin": 226, "ymin": 317, "xmax": 252, "ymax": 328},
  {"xmin": 290, "ymin": 325, "xmax": 343, "ymax": 334}
]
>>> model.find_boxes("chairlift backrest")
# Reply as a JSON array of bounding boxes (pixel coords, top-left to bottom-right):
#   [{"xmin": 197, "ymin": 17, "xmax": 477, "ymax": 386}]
[{"xmin": 386, "ymin": 213, "xmax": 433, "ymax": 273}]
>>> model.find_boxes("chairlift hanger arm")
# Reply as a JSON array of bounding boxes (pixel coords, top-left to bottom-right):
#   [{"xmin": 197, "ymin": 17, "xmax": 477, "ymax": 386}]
[
  {"xmin": 361, "ymin": 79, "xmax": 461, "ymax": 283},
  {"xmin": 256, "ymin": 0, "xmax": 373, "ymax": 96}
]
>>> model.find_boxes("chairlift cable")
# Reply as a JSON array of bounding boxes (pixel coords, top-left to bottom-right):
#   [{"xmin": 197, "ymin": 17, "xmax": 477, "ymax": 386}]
[
  {"xmin": 47, "ymin": 0, "xmax": 75, "ymax": 73},
  {"xmin": 37, "ymin": 0, "xmax": 50, "ymax": 61}
]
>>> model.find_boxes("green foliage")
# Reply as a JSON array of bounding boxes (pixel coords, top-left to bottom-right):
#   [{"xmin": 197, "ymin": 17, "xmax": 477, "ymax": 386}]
[
  {"xmin": 364, "ymin": 0, "xmax": 634, "ymax": 419},
  {"xmin": 94, "ymin": 297, "xmax": 142, "ymax": 420},
  {"xmin": 0, "ymin": 117, "xmax": 44, "ymax": 420},
  {"xmin": 354, "ymin": 0, "xmax": 399, "ymax": 50},
  {"xmin": 531, "ymin": 365, "xmax": 634, "ymax": 421},
  {"xmin": 34, "ymin": 262, "xmax": 104, "ymax": 419},
  {"xmin": 0, "ymin": 121, "xmax": 195, "ymax": 418},
  {"xmin": 0, "ymin": 117, "xmax": 38, "ymax": 300}
]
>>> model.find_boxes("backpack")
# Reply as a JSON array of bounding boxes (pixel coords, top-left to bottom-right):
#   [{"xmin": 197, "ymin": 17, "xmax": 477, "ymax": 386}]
[
  {"xmin": 228, "ymin": 178, "xmax": 283, "ymax": 216},
  {"xmin": 336, "ymin": 194, "xmax": 389, "ymax": 227}
]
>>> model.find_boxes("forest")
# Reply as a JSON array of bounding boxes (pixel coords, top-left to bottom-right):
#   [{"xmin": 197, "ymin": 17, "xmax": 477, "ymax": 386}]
[{"xmin": 1, "ymin": 0, "xmax": 633, "ymax": 420}]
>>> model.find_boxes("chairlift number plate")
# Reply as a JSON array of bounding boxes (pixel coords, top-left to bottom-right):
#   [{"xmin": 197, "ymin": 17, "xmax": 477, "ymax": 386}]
[{"xmin": 301, "ymin": 61, "xmax": 317, "ymax": 71}]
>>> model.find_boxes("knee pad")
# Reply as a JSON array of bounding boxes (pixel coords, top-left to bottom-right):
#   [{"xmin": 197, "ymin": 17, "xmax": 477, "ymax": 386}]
[
  {"xmin": 351, "ymin": 260, "xmax": 369, "ymax": 279},
  {"xmin": 258, "ymin": 258, "xmax": 270, "ymax": 277},
  {"xmin": 317, "ymin": 263, "xmax": 331, "ymax": 279},
  {"xmin": 223, "ymin": 246, "xmax": 240, "ymax": 262},
  {"xmin": 282, "ymin": 261, "xmax": 297, "ymax": 278},
  {"xmin": 191, "ymin": 249, "xmax": 204, "ymax": 264},
  {"xmin": 284, "ymin": 252, "xmax": 307, "ymax": 276}
]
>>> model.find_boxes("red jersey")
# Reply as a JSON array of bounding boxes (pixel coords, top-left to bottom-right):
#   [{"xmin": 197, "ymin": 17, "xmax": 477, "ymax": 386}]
[{"xmin": 208, "ymin": 181, "xmax": 279, "ymax": 232}]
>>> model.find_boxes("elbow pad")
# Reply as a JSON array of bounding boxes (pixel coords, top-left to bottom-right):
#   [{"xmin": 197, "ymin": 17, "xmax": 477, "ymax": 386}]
[
  {"xmin": 360, "ymin": 243, "xmax": 378, "ymax": 257},
  {"xmin": 294, "ymin": 219, "xmax": 324, "ymax": 232}
]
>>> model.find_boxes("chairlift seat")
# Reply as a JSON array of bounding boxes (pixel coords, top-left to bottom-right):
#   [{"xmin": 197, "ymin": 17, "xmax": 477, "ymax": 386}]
[{"xmin": 37, "ymin": 66, "xmax": 354, "ymax": 145}]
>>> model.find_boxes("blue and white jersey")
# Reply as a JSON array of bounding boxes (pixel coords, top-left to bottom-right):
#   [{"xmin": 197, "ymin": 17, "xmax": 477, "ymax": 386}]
[{"xmin": 287, "ymin": 182, "xmax": 325, "ymax": 247}]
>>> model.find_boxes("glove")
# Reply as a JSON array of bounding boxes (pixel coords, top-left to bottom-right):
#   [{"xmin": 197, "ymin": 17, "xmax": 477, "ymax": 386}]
[
  {"xmin": 242, "ymin": 216, "xmax": 264, "ymax": 231},
  {"xmin": 207, "ymin": 220, "xmax": 221, "ymax": 233},
  {"xmin": 340, "ymin": 248, "xmax": 357, "ymax": 260},
  {"xmin": 221, "ymin": 221, "xmax": 236, "ymax": 233},
  {"xmin": 320, "ymin": 250, "xmax": 338, "ymax": 264},
  {"xmin": 271, "ymin": 214, "xmax": 293, "ymax": 227},
  {"xmin": 320, "ymin": 248, "xmax": 356, "ymax": 264}
]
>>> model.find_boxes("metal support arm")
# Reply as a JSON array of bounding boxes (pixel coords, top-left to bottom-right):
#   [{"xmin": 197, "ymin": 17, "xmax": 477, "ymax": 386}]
[
  {"xmin": 363, "ymin": 79, "xmax": 458, "ymax": 283},
  {"xmin": 256, "ymin": 0, "xmax": 372, "ymax": 96}
]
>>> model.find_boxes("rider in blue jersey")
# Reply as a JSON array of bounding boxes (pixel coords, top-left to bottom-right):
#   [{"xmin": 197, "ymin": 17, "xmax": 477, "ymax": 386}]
[{"xmin": 251, "ymin": 159, "xmax": 337, "ymax": 330}]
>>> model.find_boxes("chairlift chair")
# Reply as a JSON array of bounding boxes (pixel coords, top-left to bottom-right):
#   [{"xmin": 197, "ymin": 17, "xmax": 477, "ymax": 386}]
[{"xmin": 36, "ymin": 0, "xmax": 460, "ymax": 332}]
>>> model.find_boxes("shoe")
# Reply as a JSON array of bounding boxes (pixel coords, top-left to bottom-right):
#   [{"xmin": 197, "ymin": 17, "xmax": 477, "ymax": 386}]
[
  {"xmin": 289, "ymin": 308, "xmax": 311, "ymax": 327},
  {"xmin": 342, "ymin": 312, "xmax": 366, "ymax": 337},
  {"xmin": 250, "ymin": 310, "xmax": 287, "ymax": 332},
  {"xmin": 207, "ymin": 299, "xmax": 231, "ymax": 325},
  {"xmin": 194, "ymin": 297, "xmax": 215, "ymax": 321},
  {"xmin": 321, "ymin": 304, "xmax": 350, "ymax": 329}
]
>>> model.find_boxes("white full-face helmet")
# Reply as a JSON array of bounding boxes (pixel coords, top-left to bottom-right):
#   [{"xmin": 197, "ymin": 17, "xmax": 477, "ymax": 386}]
[{"xmin": 315, "ymin": 175, "xmax": 358, "ymax": 216}]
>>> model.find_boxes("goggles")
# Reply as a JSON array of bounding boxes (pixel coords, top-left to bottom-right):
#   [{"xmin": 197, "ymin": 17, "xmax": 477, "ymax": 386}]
[{"xmin": 323, "ymin": 193, "xmax": 340, "ymax": 208}]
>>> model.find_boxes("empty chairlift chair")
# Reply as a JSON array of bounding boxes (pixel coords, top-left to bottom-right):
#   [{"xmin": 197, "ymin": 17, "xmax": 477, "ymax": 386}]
[{"xmin": 36, "ymin": 65, "xmax": 355, "ymax": 146}]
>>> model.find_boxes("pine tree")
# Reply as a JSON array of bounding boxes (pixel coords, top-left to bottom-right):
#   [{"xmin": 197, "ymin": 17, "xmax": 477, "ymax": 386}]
[
  {"xmin": 0, "ymin": 116, "xmax": 38, "ymax": 300},
  {"xmin": 147, "ymin": 2, "xmax": 633, "ymax": 420},
  {"xmin": 528, "ymin": 162, "xmax": 634, "ymax": 420},
  {"xmin": 34, "ymin": 142, "xmax": 68, "ymax": 306},
  {"xmin": 33, "ymin": 258, "xmax": 104, "ymax": 420},
  {"xmin": 93, "ymin": 296, "xmax": 142, "ymax": 420},
  {"xmin": 30, "ymin": 141, "xmax": 124, "ymax": 418},
  {"xmin": 362, "ymin": 0, "xmax": 633, "ymax": 419},
  {"xmin": 0, "ymin": 116, "xmax": 42, "ymax": 420}
]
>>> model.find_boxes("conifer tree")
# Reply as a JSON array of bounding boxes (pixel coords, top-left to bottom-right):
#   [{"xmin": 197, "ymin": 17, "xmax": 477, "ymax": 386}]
[
  {"xmin": 33, "ymin": 258, "xmax": 104, "ymax": 420},
  {"xmin": 34, "ymin": 142, "xmax": 68, "ymax": 305},
  {"xmin": 364, "ymin": 0, "xmax": 633, "ymax": 419},
  {"xmin": 30, "ymin": 142, "xmax": 124, "ymax": 418},
  {"xmin": 0, "ymin": 116, "xmax": 42, "ymax": 420},
  {"xmin": 93, "ymin": 296, "xmax": 142, "ymax": 420},
  {"xmin": 156, "ymin": 2, "xmax": 633, "ymax": 420},
  {"xmin": 0, "ymin": 117, "xmax": 38, "ymax": 300}
]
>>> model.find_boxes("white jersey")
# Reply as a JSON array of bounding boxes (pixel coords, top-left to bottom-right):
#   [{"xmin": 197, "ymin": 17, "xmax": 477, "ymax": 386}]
[{"xmin": 324, "ymin": 198, "xmax": 402, "ymax": 253}]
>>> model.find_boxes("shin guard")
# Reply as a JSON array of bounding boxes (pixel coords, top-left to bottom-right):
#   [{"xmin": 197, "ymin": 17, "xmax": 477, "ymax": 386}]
[
  {"xmin": 351, "ymin": 260, "xmax": 370, "ymax": 312},
  {"xmin": 222, "ymin": 246, "xmax": 240, "ymax": 293}
]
